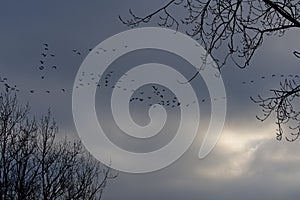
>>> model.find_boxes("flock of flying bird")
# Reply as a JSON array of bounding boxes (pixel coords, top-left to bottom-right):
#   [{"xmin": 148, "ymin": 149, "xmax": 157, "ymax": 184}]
[
  {"xmin": 0, "ymin": 42, "xmax": 299, "ymax": 109},
  {"xmin": 241, "ymin": 74, "xmax": 300, "ymax": 85},
  {"xmin": 0, "ymin": 43, "xmax": 87, "ymax": 94}
]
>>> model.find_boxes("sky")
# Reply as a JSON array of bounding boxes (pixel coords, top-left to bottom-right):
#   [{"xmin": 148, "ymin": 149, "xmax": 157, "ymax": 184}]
[{"xmin": 1, "ymin": 0, "xmax": 300, "ymax": 199}]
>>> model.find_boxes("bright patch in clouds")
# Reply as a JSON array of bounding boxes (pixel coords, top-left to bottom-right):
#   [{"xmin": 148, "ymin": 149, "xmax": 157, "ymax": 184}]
[{"xmin": 194, "ymin": 123, "xmax": 276, "ymax": 179}]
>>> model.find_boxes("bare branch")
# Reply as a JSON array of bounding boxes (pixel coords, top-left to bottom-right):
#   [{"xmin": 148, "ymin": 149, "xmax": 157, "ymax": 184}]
[
  {"xmin": 251, "ymin": 79, "xmax": 300, "ymax": 141},
  {"xmin": 0, "ymin": 92, "xmax": 116, "ymax": 199}
]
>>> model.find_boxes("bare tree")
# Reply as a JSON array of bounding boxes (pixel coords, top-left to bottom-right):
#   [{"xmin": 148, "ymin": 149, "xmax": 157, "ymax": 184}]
[
  {"xmin": 120, "ymin": 0, "xmax": 300, "ymax": 141},
  {"xmin": 251, "ymin": 79, "xmax": 300, "ymax": 141},
  {"xmin": 0, "ymin": 91, "xmax": 35, "ymax": 200},
  {"xmin": 0, "ymin": 91, "xmax": 116, "ymax": 200}
]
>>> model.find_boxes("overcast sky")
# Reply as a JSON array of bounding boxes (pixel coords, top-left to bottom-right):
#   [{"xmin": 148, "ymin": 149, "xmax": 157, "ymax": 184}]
[{"xmin": 1, "ymin": 1, "xmax": 300, "ymax": 199}]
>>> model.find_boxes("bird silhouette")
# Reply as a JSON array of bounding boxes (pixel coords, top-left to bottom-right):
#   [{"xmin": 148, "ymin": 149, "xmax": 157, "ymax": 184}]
[
  {"xmin": 293, "ymin": 51, "xmax": 300, "ymax": 58},
  {"xmin": 152, "ymin": 86, "xmax": 158, "ymax": 91},
  {"xmin": 98, "ymin": 48, "xmax": 107, "ymax": 52}
]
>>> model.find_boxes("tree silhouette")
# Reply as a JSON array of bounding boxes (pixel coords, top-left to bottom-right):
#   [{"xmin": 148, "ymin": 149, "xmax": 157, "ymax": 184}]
[
  {"xmin": 0, "ymin": 92, "xmax": 116, "ymax": 200},
  {"xmin": 120, "ymin": 0, "xmax": 300, "ymax": 141}
]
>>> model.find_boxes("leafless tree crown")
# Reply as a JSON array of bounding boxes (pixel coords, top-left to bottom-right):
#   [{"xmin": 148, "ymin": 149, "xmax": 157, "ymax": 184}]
[
  {"xmin": 0, "ymin": 92, "xmax": 117, "ymax": 200},
  {"xmin": 120, "ymin": 0, "xmax": 300, "ymax": 141},
  {"xmin": 120, "ymin": 0, "xmax": 300, "ymax": 69}
]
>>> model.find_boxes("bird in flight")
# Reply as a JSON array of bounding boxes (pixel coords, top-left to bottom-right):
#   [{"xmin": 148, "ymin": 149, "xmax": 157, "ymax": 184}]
[
  {"xmin": 293, "ymin": 51, "xmax": 300, "ymax": 58},
  {"xmin": 73, "ymin": 49, "xmax": 81, "ymax": 55},
  {"xmin": 152, "ymin": 86, "xmax": 158, "ymax": 91}
]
